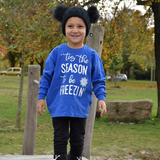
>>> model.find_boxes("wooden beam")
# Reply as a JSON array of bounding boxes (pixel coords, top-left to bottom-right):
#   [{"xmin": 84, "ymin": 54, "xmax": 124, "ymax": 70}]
[
  {"xmin": 22, "ymin": 65, "xmax": 40, "ymax": 155},
  {"xmin": 83, "ymin": 25, "xmax": 105, "ymax": 160}
]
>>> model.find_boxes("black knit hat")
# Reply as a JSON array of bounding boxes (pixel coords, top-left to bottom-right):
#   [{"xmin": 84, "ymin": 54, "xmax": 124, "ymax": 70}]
[{"xmin": 53, "ymin": 5, "xmax": 99, "ymax": 37}]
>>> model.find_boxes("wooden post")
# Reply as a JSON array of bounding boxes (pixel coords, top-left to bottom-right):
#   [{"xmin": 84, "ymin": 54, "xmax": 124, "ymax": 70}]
[
  {"xmin": 83, "ymin": 25, "xmax": 105, "ymax": 159},
  {"xmin": 22, "ymin": 65, "xmax": 40, "ymax": 155}
]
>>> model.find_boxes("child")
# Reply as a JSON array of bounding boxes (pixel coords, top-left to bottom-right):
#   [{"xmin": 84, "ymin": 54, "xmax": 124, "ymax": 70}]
[{"xmin": 37, "ymin": 4, "xmax": 106, "ymax": 160}]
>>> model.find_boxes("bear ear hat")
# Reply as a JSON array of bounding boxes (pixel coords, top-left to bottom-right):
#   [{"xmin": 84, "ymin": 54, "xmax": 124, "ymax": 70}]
[
  {"xmin": 87, "ymin": 5, "xmax": 100, "ymax": 23},
  {"xmin": 53, "ymin": 5, "xmax": 69, "ymax": 22},
  {"xmin": 53, "ymin": 5, "xmax": 99, "ymax": 24}
]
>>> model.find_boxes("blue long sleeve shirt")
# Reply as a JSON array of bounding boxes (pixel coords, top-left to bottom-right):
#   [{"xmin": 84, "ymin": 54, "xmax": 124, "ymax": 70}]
[{"xmin": 38, "ymin": 43, "xmax": 106, "ymax": 118}]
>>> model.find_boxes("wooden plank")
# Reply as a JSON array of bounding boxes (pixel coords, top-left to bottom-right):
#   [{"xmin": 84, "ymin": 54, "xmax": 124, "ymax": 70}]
[
  {"xmin": 83, "ymin": 25, "xmax": 105, "ymax": 159},
  {"xmin": 0, "ymin": 155, "xmax": 88, "ymax": 160},
  {"xmin": 22, "ymin": 65, "xmax": 40, "ymax": 155}
]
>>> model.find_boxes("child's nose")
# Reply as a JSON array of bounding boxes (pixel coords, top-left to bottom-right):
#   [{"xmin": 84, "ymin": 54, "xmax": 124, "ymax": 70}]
[{"xmin": 72, "ymin": 27, "xmax": 78, "ymax": 32}]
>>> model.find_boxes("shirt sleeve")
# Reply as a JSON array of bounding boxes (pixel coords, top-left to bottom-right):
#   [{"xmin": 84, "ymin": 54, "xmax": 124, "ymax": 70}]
[
  {"xmin": 91, "ymin": 51, "xmax": 106, "ymax": 101},
  {"xmin": 38, "ymin": 50, "xmax": 56, "ymax": 100}
]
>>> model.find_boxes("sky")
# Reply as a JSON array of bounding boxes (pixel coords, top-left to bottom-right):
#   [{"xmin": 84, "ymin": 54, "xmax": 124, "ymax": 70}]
[
  {"xmin": 102, "ymin": 0, "xmax": 148, "ymax": 15},
  {"xmin": 97, "ymin": 0, "xmax": 154, "ymax": 28}
]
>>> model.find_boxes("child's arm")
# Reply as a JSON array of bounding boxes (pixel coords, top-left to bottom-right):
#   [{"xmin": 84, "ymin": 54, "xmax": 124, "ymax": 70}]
[
  {"xmin": 91, "ymin": 51, "xmax": 107, "ymax": 116},
  {"xmin": 37, "ymin": 99, "xmax": 46, "ymax": 116},
  {"xmin": 38, "ymin": 49, "xmax": 56, "ymax": 103},
  {"xmin": 98, "ymin": 100, "xmax": 107, "ymax": 116}
]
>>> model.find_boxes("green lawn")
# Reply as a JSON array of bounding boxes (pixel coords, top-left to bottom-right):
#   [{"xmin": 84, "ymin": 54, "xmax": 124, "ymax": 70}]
[{"xmin": 0, "ymin": 76, "xmax": 160, "ymax": 159}]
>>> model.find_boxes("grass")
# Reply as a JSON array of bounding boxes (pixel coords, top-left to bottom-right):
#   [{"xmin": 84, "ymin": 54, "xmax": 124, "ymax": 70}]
[{"xmin": 0, "ymin": 76, "xmax": 160, "ymax": 159}]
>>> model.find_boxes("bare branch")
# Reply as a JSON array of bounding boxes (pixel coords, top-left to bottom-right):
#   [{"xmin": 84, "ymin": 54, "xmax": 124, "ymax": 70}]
[
  {"xmin": 81, "ymin": 0, "xmax": 100, "ymax": 7},
  {"xmin": 137, "ymin": 0, "xmax": 150, "ymax": 6}
]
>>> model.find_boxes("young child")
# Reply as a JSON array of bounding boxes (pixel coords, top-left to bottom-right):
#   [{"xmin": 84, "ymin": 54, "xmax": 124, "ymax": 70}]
[{"xmin": 37, "ymin": 4, "xmax": 106, "ymax": 160}]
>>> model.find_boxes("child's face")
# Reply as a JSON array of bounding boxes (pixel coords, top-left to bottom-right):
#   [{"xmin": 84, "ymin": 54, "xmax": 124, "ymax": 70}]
[{"xmin": 65, "ymin": 17, "xmax": 86, "ymax": 49}]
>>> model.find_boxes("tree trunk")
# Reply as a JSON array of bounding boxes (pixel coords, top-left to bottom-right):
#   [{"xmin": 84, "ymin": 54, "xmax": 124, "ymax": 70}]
[
  {"xmin": 153, "ymin": 65, "xmax": 155, "ymax": 82},
  {"xmin": 117, "ymin": 72, "xmax": 119, "ymax": 87},
  {"xmin": 15, "ymin": 2, "xmax": 26, "ymax": 128},
  {"xmin": 8, "ymin": 51, "xmax": 16, "ymax": 67},
  {"xmin": 127, "ymin": 66, "xmax": 131, "ymax": 79},
  {"xmin": 114, "ymin": 70, "xmax": 117, "ymax": 87},
  {"xmin": 152, "ymin": 3, "xmax": 160, "ymax": 117},
  {"xmin": 35, "ymin": 58, "xmax": 44, "ymax": 75},
  {"xmin": 150, "ymin": 64, "xmax": 153, "ymax": 88}
]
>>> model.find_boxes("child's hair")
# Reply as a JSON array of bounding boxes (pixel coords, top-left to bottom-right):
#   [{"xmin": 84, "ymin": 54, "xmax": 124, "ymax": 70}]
[{"xmin": 53, "ymin": 5, "xmax": 100, "ymax": 37}]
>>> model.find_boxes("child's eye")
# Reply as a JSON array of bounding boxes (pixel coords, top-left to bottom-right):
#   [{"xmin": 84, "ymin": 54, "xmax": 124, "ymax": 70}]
[
  {"xmin": 78, "ymin": 25, "xmax": 84, "ymax": 28},
  {"xmin": 68, "ymin": 25, "xmax": 73, "ymax": 28}
]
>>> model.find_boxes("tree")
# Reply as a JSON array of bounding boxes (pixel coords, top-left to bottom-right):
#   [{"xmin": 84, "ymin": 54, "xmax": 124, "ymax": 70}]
[
  {"xmin": 0, "ymin": 0, "xmax": 58, "ymax": 128},
  {"xmin": 109, "ymin": 56, "xmax": 124, "ymax": 87},
  {"xmin": 101, "ymin": 2, "xmax": 153, "ymax": 79},
  {"xmin": 0, "ymin": 0, "xmax": 22, "ymax": 67},
  {"xmin": 14, "ymin": 0, "xmax": 59, "ymax": 128},
  {"xmin": 145, "ymin": 42, "xmax": 155, "ymax": 87},
  {"xmin": 2, "ymin": 51, "xmax": 20, "ymax": 67},
  {"xmin": 100, "ymin": 1, "xmax": 123, "ymax": 72},
  {"xmin": 103, "ymin": 0, "xmax": 160, "ymax": 116},
  {"xmin": 137, "ymin": 0, "xmax": 160, "ymax": 117},
  {"xmin": 118, "ymin": 8, "xmax": 151, "ymax": 78}
]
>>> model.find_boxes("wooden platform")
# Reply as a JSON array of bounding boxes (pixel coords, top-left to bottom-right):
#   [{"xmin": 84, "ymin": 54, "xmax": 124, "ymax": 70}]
[{"xmin": 0, "ymin": 155, "xmax": 88, "ymax": 160}]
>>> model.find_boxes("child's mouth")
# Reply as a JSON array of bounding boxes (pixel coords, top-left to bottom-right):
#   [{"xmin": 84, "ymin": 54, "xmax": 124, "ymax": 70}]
[{"xmin": 72, "ymin": 35, "xmax": 79, "ymax": 38}]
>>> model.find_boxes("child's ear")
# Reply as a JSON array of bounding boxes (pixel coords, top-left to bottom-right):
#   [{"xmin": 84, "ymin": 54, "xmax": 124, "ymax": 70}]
[
  {"xmin": 53, "ymin": 5, "xmax": 69, "ymax": 22},
  {"xmin": 87, "ymin": 5, "xmax": 100, "ymax": 23}
]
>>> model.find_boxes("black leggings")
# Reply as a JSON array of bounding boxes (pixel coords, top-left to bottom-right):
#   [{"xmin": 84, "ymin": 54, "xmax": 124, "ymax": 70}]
[{"xmin": 52, "ymin": 117, "xmax": 86, "ymax": 157}]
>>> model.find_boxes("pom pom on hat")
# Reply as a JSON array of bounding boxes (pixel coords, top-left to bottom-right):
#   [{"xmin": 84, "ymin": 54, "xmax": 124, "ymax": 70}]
[
  {"xmin": 53, "ymin": 5, "xmax": 69, "ymax": 22},
  {"xmin": 87, "ymin": 5, "xmax": 99, "ymax": 23},
  {"xmin": 53, "ymin": 4, "xmax": 100, "ymax": 37}
]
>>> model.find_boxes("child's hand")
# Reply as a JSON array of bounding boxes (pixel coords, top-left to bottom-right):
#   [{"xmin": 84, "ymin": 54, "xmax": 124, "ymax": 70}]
[
  {"xmin": 98, "ymin": 100, "xmax": 107, "ymax": 116},
  {"xmin": 37, "ymin": 99, "xmax": 46, "ymax": 116}
]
